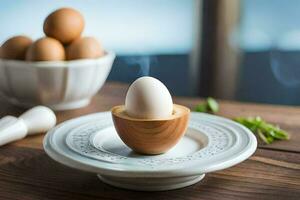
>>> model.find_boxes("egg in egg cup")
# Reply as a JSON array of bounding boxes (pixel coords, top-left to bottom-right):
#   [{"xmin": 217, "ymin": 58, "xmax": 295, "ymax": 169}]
[
  {"xmin": 111, "ymin": 77, "xmax": 190, "ymax": 155},
  {"xmin": 112, "ymin": 104, "xmax": 189, "ymax": 155}
]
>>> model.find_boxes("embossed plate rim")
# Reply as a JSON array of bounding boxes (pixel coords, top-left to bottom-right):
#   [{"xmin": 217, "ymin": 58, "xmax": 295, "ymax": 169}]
[
  {"xmin": 65, "ymin": 120, "xmax": 235, "ymax": 167},
  {"xmin": 43, "ymin": 112, "xmax": 257, "ymax": 178}
]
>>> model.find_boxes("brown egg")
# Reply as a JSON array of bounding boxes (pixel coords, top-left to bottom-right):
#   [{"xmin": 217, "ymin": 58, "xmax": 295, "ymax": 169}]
[
  {"xmin": 43, "ymin": 8, "xmax": 84, "ymax": 44},
  {"xmin": 26, "ymin": 37, "xmax": 65, "ymax": 61},
  {"xmin": 66, "ymin": 37, "xmax": 105, "ymax": 60},
  {"xmin": 1, "ymin": 36, "xmax": 33, "ymax": 60}
]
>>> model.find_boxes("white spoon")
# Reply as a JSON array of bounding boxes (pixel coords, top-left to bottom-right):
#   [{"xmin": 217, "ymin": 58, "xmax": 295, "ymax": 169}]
[{"xmin": 0, "ymin": 106, "xmax": 56, "ymax": 146}]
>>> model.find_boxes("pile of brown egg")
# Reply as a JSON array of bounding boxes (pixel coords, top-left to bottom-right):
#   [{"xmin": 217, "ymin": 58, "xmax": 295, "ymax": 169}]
[{"xmin": 0, "ymin": 8, "xmax": 105, "ymax": 61}]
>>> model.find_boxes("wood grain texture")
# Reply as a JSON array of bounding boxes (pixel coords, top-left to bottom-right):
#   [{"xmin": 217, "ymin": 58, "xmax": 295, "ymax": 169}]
[
  {"xmin": 112, "ymin": 104, "xmax": 190, "ymax": 154},
  {"xmin": 0, "ymin": 82, "xmax": 299, "ymax": 199},
  {"xmin": 0, "ymin": 146, "xmax": 299, "ymax": 200}
]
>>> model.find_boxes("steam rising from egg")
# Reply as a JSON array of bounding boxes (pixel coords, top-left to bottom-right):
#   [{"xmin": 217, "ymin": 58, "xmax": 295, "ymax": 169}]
[{"xmin": 124, "ymin": 56, "xmax": 157, "ymax": 77}]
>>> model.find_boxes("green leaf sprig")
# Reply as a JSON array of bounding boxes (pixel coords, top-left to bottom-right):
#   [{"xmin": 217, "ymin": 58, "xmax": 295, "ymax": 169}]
[
  {"xmin": 234, "ymin": 117, "xmax": 289, "ymax": 144},
  {"xmin": 195, "ymin": 97, "xmax": 219, "ymax": 114},
  {"xmin": 194, "ymin": 98, "xmax": 290, "ymax": 144}
]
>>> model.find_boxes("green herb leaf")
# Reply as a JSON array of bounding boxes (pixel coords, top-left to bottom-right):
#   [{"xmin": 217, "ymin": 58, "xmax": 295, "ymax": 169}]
[
  {"xmin": 195, "ymin": 104, "xmax": 208, "ymax": 113},
  {"xmin": 257, "ymin": 130, "xmax": 271, "ymax": 144},
  {"xmin": 234, "ymin": 117, "xmax": 289, "ymax": 144},
  {"xmin": 195, "ymin": 98, "xmax": 289, "ymax": 145},
  {"xmin": 207, "ymin": 97, "xmax": 219, "ymax": 113},
  {"xmin": 194, "ymin": 97, "xmax": 219, "ymax": 113}
]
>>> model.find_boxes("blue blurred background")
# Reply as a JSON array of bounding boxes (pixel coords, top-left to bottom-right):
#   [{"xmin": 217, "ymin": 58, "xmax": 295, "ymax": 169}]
[
  {"xmin": 237, "ymin": 0, "xmax": 300, "ymax": 105},
  {"xmin": 1, "ymin": 0, "xmax": 300, "ymax": 105}
]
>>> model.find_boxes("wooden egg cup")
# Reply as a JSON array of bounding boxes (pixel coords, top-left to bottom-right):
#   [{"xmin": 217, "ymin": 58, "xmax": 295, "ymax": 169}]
[{"xmin": 111, "ymin": 104, "xmax": 190, "ymax": 155}]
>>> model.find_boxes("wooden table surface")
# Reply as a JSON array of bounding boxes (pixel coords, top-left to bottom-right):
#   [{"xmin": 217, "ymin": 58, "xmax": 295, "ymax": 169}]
[{"xmin": 0, "ymin": 82, "xmax": 299, "ymax": 200}]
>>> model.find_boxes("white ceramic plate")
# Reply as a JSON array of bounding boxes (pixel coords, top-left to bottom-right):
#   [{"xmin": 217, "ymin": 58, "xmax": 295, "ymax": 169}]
[{"xmin": 43, "ymin": 112, "xmax": 257, "ymax": 191}]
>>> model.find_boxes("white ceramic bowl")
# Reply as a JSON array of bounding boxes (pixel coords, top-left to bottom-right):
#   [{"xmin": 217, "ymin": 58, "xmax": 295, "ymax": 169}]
[{"xmin": 0, "ymin": 51, "xmax": 115, "ymax": 110}]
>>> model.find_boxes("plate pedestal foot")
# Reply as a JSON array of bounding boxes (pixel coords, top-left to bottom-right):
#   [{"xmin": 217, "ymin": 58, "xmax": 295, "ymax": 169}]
[{"xmin": 97, "ymin": 174, "xmax": 205, "ymax": 191}]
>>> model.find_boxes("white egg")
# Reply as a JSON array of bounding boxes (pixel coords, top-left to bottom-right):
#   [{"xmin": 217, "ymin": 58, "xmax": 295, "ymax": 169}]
[{"xmin": 125, "ymin": 76, "xmax": 173, "ymax": 119}]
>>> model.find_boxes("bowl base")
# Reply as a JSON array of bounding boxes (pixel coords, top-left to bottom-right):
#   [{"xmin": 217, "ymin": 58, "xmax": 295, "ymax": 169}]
[
  {"xmin": 97, "ymin": 174, "xmax": 205, "ymax": 191},
  {"xmin": 49, "ymin": 99, "xmax": 91, "ymax": 110},
  {"xmin": 6, "ymin": 97, "xmax": 91, "ymax": 111}
]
